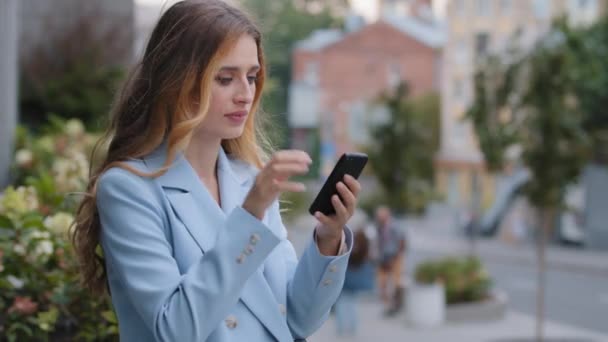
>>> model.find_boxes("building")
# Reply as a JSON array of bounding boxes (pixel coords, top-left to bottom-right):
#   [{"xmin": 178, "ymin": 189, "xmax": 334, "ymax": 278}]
[
  {"xmin": 0, "ymin": 0, "xmax": 19, "ymax": 188},
  {"xmin": 289, "ymin": 15, "xmax": 444, "ymax": 176},
  {"xmin": 436, "ymin": 0, "xmax": 606, "ymax": 212}
]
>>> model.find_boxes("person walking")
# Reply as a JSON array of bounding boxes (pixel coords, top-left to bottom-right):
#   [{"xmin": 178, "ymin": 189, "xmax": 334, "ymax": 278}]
[{"xmin": 375, "ymin": 206, "xmax": 406, "ymax": 316}]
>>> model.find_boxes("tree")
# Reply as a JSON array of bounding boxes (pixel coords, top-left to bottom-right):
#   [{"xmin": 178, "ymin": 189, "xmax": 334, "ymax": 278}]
[
  {"xmin": 239, "ymin": 0, "xmax": 342, "ymax": 147},
  {"xmin": 467, "ymin": 19, "xmax": 591, "ymax": 341},
  {"xmin": 570, "ymin": 16, "xmax": 608, "ymax": 164},
  {"xmin": 366, "ymin": 83, "xmax": 440, "ymax": 214}
]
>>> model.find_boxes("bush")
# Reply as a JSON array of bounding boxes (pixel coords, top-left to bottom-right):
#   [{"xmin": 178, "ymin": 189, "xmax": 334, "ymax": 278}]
[
  {"xmin": 19, "ymin": 4, "xmax": 131, "ymax": 131},
  {"xmin": 414, "ymin": 256, "xmax": 492, "ymax": 305},
  {"xmin": 1, "ymin": 119, "xmax": 117, "ymax": 341}
]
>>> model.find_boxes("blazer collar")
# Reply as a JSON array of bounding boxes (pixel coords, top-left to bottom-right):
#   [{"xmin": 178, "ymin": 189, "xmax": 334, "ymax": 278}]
[{"xmin": 145, "ymin": 142, "xmax": 249, "ymax": 191}]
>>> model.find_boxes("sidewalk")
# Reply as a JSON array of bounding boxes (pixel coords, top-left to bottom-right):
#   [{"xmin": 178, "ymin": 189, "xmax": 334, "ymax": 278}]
[
  {"xmin": 286, "ymin": 214, "xmax": 608, "ymax": 342},
  {"xmin": 308, "ymin": 294, "xmax": 608, "ymax": 342}
]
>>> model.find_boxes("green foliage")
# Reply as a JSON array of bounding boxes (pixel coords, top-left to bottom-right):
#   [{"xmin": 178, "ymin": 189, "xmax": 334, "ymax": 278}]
[
  {"xmin": 365, "ymin": 83, "xmax": 441, "ymax": 214},
  {"xmin": 468, "ymin": 18, "xmax": 592, "ymax": 210},
  {"xmin": 466, "ymin": 56, "xmax": 522, "ymax": 171},
  {"xmin": 415, "ymin": 256, "xmax": 492, "ymax": 305},
  {"xmin": 569, "ymin": 16, "xmax": 608, "ymax": 163},
  {"xmin": 18, "ymin": 7, "xmax": 131, "ymax": 132},
  {"xmin": 20, "ymin": 63, "xmax": 123, "ymax": 131},
  {"xmin": 1, "ymin": 119, "xmax": 116, "ymax": 341},
  {"xmin": 240, "ymin": 0, "xmax": 342, "ymax": 147}
]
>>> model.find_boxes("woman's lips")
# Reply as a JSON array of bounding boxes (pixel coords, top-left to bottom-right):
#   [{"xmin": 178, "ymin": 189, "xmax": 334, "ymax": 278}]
[{"xmin": 224, "ymin": 110, "xmax": 248, "ymax": 124}]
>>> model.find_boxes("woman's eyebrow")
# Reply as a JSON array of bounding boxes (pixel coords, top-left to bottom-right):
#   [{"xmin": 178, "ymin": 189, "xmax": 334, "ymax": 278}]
[{"xmin": 219, "ymin": 65, "xmax": 260, "ymax": 72}]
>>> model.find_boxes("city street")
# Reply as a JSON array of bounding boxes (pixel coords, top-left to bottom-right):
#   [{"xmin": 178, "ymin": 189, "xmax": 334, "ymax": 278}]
[{"xmin": 287, "ymin": 214, "xmax": 608, "ymax": 341}]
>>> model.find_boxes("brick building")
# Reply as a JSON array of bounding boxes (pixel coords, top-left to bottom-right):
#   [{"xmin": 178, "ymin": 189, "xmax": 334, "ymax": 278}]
[{"xmin": 288, "ymin": 15, "xmax": 445, "ymax": 176}]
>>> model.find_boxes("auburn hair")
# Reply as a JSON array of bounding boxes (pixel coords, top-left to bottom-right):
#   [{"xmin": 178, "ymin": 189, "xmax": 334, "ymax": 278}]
[{"xmin": 71, "ymin": 0, "xmax": 271, "ymax": 294}]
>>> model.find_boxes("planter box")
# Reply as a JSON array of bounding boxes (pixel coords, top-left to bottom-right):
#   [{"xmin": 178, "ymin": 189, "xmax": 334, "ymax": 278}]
[
  {"xmin": 445, "ymin": 289, "xmax": 508, "ymax": 323},
  {"xmin": 406, "ymin": 282, "xmax": 445, "ymax": 327}
]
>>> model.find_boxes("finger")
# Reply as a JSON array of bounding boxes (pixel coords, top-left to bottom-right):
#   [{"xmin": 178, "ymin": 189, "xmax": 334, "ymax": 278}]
[
  {"xmin": 314, "ymin": 211, "xmax": 334, "ymax": 227},
  {"xmin": 331, "ymin": 194, "xmax": 349, "ymax": 222},
  {"xmin": 343, "ymin": 175, "xmax": 361, "ymax": 197},
  {"xmin": 269, "ymin": 163, "xmax": 310, "ymax": 179},
  {"xmin": 272, "ymin": 150, "xmax": 312, "ymax": 165},
  {"xmin": 274, "ymin": 180, "xmax": 306, "ymax": 193},
  {"xmin": 336, "ymin": 182, "xmax": 356, "ymax": 213}
]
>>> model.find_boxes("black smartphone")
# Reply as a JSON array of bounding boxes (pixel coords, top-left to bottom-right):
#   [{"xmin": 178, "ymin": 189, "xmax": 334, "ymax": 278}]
[{"xmin": 308, "ymin": 153, "xmax": 368, "ymax": 216}]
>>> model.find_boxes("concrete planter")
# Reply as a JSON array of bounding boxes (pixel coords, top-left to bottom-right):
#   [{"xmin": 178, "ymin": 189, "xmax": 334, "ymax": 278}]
[
  {"xmin": 445, "ymin": 289, "xmax": 508, "ymax": 323},
  {"xmin": 406, "ymin": 282, "xmax": 446, "ymax": 327}
]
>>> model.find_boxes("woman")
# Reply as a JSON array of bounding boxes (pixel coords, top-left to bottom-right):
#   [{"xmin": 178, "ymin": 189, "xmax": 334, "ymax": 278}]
[{"xmin": 70, "ymin": 1, "xmax": 360, "ymax": 341}]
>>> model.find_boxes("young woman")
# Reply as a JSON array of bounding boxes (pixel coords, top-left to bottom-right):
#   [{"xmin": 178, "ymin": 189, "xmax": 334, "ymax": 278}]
[{"xmin": 70, "ymin": 1, "xmax": 361, "ymax": 341}]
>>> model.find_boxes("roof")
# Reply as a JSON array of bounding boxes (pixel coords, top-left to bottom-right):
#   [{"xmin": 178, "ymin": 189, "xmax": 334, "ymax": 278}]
[
  {"xmin": 383, "ymin": 14, "xmax": 446, "ymax": 49},
  {"xmin": 293, "ymin": 29, "xmax": 344, "ymax": 52},
  {"xmin": 294, "ymin": 14, "xmax": 445, "ymax": 52}
]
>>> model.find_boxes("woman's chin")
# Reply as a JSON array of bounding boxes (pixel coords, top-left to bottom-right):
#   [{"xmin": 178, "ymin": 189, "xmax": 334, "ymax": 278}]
[{"xmin": 222, "ymin": 127, "xmax": 246, "ymax": 140}]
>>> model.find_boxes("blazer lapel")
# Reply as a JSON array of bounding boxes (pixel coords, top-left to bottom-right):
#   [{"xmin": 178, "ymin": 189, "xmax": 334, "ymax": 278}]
[{"xmin": 144, "ymin": 146, "xmax": 224, "ymax": 253}]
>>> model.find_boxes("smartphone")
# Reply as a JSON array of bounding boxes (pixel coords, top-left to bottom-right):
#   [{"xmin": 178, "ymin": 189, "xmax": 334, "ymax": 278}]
[{"xmin": 308, "ymin": 153, "xmax": 368, "ymax": 216}]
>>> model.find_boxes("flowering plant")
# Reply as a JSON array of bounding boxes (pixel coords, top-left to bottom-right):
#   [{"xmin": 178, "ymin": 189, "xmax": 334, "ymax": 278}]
[{"xmin": 1, "ymin": 119, "xmax": 117, "ymax": 341}]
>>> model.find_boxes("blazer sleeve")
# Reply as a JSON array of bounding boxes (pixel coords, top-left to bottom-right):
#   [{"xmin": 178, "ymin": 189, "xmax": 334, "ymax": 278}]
[
  {"xmin": 266, "ymin": 201, "xmax": 353, "ymax": 339},
  {"xmin": 97, "ymin": 168, "xmax": 282, "ymax": 342}
]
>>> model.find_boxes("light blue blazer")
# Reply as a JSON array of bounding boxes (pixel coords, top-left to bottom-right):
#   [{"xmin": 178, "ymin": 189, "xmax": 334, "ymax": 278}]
[{"xmin": 96, "ymin": 145, "xmax": 353, "ymax": 342}]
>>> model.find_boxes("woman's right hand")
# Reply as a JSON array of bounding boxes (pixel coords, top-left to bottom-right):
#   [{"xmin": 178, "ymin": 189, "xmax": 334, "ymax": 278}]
[{"xmin": 242, "ymin": 150, "xmax": 312, "ymax": 220}]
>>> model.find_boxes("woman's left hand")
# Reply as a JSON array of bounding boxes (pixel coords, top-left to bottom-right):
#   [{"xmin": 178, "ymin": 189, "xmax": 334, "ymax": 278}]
[{"xmin": 313, "ymin": 174, "xmax": 361, "ymax": 253}]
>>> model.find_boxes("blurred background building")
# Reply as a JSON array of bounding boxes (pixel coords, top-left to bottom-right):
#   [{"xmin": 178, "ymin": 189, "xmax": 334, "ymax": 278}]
[
  {"xmin": 436, "ymin": 0, "xmax": 606, "ymax": 213},
  {"xmin": 0, "ymin": 0, "xmax": 19, "ymax": 188},
  {"xmin": 289, "ymin": 0, "xmax": 444, "ymax": 176}
]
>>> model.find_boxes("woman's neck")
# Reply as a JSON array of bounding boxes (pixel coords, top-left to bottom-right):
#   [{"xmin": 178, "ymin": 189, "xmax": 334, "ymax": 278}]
[{"xmin": 184, "ymin": 134, "xmax": 222, "ymax": 182}]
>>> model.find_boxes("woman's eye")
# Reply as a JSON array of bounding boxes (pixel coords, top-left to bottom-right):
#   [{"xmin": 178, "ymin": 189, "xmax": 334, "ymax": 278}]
[
  {"xmin": 247, "ymin": 76, "xmax": 258, "ymax": 84},
  {"xmin": 216, "ymin": 77, "xmax": 232, "ymax": 85}
]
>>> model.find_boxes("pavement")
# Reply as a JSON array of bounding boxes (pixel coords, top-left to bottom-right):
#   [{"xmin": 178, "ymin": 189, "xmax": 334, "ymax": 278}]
[
  {"xmin": 286, "ymin": 213, "xmax": 608, "ymax": 342},
  {"xmin": 309, "ymin": 294, "xmax": 608, "ymax": 342}
]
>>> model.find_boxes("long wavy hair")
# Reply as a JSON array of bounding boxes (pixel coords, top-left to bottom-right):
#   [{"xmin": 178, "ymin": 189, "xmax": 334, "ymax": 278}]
[{"xmin": 71, "ymin": 0, "xmax": 270, "ymax": 295}]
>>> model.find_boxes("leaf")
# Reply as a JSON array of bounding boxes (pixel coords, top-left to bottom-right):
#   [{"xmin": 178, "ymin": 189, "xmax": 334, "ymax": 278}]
[
  {"xmin": 101, "ymin": 310, "xmax": 118, "ymax": 324},
  {"xmin": 0, "ymin": 215, "xmax": 15, "ymax": 230},
  {"xmin": 37, "ymin": 307, "xmax": 59, "ymax": 332}
]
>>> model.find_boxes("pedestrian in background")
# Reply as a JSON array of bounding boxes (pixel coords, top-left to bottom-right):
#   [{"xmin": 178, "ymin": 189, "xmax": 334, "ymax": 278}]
[
  {"xmin": 375, "ymin": 206, "xmax": 407, "ymax": 316},
  {"xmin": 334, "ymin": 228, "xmax": 373, "ymax": 336}
]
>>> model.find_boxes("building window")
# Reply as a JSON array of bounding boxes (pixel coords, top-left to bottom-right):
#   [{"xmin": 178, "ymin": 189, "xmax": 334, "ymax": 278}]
[
  {"xmin": 475, "ymin": 32, "xmax": 490, "ymax": 59},
  {"xmin": 533, "ymin": 0, "xmax": 551, "ymax": 19},
  {"xmin": 387, "ymin": 63, "xmax": 401, "ymax": 88},
  {"xmin": 453, "ymin": 78, "xmax": 464, "ymax": 99},
  {"xmin": 500, "ymin": 0, "xmax": 512, "ymax": 15},
  {"xmin": 454, "ymin": 0, "xmax": 466, "ymax": 16},
  {"xmin": 454, "ymin": 38, "xmax": 469, "ymax": 65},
  {"xmin": 476, "ymin": 0, "xmax": 492, "ymax": 16},
  {"xmin": 447, "ymin": 170, "xmax": 461, "ymax": 206},
  {"xmin": 348, "ymin": 102, "xmax": 368, "ymax": 145}
]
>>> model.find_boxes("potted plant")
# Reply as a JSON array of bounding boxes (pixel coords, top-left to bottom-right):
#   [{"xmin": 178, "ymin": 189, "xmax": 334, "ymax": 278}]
[{"xmin": 406, "ymin": 259, "xmax": 446, "ymax": 327}]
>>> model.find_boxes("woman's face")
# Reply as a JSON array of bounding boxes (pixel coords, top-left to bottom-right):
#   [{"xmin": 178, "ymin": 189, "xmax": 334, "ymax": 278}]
[{"xmin": 197, "ymin": 34, "xmax": 259, "ymax": 141}]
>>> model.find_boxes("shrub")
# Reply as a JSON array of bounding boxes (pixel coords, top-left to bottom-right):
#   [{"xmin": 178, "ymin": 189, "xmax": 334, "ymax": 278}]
[
  {"xmin": 414, "ymin": 256, "xmax": 492, "ymax": 305},
  {"xmin": 1, "ymin": 118, "xmax": 117, "ymax": 341}
]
